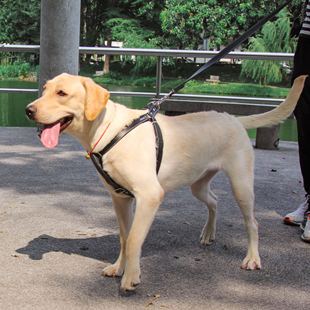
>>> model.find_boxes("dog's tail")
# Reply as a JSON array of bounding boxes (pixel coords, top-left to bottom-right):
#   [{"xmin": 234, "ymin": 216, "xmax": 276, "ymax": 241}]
[{"xmin": 237, "ymin": 75, "xmax": 307, "ymax": 129}]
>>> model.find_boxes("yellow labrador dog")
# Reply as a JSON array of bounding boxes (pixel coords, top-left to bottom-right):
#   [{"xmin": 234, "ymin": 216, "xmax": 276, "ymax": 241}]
[{"xmin": 26, "ymin": 73, "xmax": 306, "ymax": 291}]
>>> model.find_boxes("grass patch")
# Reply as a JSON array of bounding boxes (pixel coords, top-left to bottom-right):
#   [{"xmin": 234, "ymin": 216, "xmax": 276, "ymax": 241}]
[
  {"xmin": 94, "ymin": 74, "xmax": 289, "ymax": 98},
  {"xmin": 182, "ymin": 80, "xmax": 289, "ymax": 98}
]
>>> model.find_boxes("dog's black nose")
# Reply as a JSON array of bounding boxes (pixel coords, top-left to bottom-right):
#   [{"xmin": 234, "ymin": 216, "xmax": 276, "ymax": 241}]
[{"xmin": 25, "ymin": 105, "xmax": 37, "ymax": 120}]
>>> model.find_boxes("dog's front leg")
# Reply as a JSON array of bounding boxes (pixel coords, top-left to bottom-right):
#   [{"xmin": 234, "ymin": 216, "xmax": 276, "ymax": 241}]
[
  {"xmin": 103, "ymin": 194, "xmax": 134, "ymax": 277},
  {"xmin": 120, "ymin": 185, "xmax": 164, "ymax": 291}
]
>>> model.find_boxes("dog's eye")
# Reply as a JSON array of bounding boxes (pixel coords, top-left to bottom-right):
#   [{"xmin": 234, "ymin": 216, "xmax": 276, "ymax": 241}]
[{"xmin": 57, "ymin": 90, "xmax": 67, "ymax": 97}]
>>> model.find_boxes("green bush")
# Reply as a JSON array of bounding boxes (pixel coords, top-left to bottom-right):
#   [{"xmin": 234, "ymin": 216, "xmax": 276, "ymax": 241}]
[{"xmin": 0, "ymin": 61, "xmax": 34, "ymax": 79}]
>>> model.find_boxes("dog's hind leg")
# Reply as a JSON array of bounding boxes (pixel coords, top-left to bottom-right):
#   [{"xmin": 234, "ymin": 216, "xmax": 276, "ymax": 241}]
[
  {"xmin": 191, "ymin": 170, "xmax": 218, "ymax": 245},
  {"xmin": 224, "ymin": 152, "xmax": 261, "ymax": 270},
  {"xmin": 102, "ymin": 194, "xmax": 134, "ymax": 278}
]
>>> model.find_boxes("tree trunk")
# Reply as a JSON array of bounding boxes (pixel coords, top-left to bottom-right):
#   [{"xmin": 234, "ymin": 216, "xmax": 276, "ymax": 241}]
[{"xmin": 103, "ymin": 40, "xmax": 112, "ymax": 75}]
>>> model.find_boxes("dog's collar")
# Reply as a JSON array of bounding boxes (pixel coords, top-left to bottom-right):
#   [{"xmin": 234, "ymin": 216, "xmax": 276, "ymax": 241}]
[{"xmin": 85, "ymin": 122, "xmax": 111, "ymax": 159}]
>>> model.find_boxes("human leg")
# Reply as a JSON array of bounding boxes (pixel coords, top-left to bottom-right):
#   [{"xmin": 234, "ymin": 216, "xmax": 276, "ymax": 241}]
[{"xmin": 283, "ymin": 38, "xmax": 310, "ymax": 227}]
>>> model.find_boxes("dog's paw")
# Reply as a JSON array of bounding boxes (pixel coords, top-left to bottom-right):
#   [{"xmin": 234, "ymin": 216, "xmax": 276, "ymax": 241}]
[
  {"xmin": 200, "ymin": 225, "xmax": 215, "ymax": 245},
  {"xmin": 120, "ymin": 271, "xmax": 141, "ymax": 291},
  {"xmin": 241, "ymin": 255, "xmax": 261, "ymax": 270},
  {"xmin": 102, "ymin": 263, "xmax": 124, "ymax": 277}
]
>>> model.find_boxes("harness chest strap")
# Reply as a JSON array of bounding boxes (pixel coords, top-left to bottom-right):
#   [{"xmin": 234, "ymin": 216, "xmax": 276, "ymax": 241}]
[{"xmin": 90, "ymin": 113, "xmax": 163, "ymax": 197}]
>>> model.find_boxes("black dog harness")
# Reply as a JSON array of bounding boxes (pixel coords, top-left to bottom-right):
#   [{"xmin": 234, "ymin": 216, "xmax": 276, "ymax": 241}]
[{"xmin": 89, "ymin": 102, "xmax": 163, "ymax": 198}]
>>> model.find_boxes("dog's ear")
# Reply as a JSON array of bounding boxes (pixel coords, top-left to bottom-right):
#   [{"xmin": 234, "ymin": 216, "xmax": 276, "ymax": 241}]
[{"xmin": 82, "ymin": 77, "xmax": 110, "ymax": 121}]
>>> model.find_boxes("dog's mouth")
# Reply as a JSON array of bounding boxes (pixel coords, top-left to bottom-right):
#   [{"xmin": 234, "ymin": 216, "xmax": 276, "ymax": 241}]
[{"xmin": 38, "ymin": 116, "xmax": 73, "ymax": 149}]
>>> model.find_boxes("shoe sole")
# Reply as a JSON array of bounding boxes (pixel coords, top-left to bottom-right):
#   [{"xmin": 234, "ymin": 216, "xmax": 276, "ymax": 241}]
[
  {"xmin": 283, "ymin": 218, "xmax": 302, "ymax": 226},
  {"xmin": 301, "ymin": 234, "xmax": 310, "ymax": 243}
]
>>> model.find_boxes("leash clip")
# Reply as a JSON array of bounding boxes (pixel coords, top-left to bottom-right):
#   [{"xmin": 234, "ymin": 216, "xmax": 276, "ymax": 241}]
[
  {"xmin": 147, "ymin": 90, "xmax": 175, "ymax": 119},
  {"xmin": 147, "ymin": 101, "xmax": 160, "ymax": 119}
]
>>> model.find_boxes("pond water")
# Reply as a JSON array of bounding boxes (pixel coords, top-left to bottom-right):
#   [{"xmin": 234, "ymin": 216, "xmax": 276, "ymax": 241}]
[
  {"xmin": 0, "ymin": 80, "xmax": 149, "ymax": 127},
  {"xmin": 0, "ymin": 80, "xmax": 298, "ymax": 141}
]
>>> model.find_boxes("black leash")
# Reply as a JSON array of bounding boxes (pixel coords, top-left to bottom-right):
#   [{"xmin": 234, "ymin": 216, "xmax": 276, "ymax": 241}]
[{"xmin": 90, "ymin": 0, "xmax": 291, "ymax": 197}]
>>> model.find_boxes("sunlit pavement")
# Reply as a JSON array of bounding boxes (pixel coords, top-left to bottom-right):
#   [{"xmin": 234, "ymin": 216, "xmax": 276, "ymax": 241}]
[{"xmin": 0, "ymin": 127, "xmax": 309, "ymax": 310}]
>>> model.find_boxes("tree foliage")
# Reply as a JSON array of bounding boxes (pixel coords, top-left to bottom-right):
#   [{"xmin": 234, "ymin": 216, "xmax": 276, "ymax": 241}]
[
  {"xmin": 0, "ymin": 0, "xmax": 304, "ymax": 77},
  {"xmin": 0, "ymin": 0, "xmax": 40, "ymax": 44},
  {"xmin": 105, "ymin": 17, "xmax": 160, "ymax": 74},
  {"xmin": 241, "ymin": 8, "xmax": 296, "ymax": 84},
  {"xmin": 0, "ymin": 0, "xmax": 303, "ymax": 50},
  {"xmin": 80, "ymin": 0, "xmax": 164, "ymax": 47},
  {"xmin": 80, "ymin": 0, "xmax": 108, "ymax": 47},
  {"xmin": 160, "ymin": 0, "xmax": 285, "ymax": 49},
  {"xmin": 80, "ymin": 0, "xmax": 164, "ymax": 73}
]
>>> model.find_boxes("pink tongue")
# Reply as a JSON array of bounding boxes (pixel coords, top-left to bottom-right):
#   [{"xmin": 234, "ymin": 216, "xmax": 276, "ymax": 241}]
[{"xmin": 40, "ymin": 122, "xmax": 61, "ymax": 148}]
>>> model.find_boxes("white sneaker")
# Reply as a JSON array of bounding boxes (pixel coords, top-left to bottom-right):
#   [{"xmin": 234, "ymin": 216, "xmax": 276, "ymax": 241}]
[
  {"xmin": 283, "ymin": 197, "xmax": 309, "ymax": 226},
  {"xmin": 301, "ymin": 213, "xmax": 310, "ymax": 243}
]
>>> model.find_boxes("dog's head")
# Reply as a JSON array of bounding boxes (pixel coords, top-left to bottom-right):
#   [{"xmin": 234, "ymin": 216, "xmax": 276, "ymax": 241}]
[{"xmin": 25, "ymin": 73, "xmax": 110, "ymax": 148}]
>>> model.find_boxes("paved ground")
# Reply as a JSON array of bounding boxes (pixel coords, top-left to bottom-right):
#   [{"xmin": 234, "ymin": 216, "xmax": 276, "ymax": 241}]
[{"xmin": 0, "ymin": 127, "xmax": 309, "ymax": 310}]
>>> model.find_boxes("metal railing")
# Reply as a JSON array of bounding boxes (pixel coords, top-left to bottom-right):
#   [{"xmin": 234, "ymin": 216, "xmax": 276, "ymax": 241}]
[{"xmin": 0, "ymin": 44, "xmax": 294, "ymax": 106}]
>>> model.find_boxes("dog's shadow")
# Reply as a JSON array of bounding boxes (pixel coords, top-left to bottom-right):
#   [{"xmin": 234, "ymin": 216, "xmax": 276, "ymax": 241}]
[{"xmin": 16, "ymin": 234, "xmax": 119, "ymax": 262}]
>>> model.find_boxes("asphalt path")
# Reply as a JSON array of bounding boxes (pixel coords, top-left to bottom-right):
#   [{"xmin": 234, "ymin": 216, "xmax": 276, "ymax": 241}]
[{"xmin": 0, "ymin": 127, "xmax": 309, "ymax": 309}]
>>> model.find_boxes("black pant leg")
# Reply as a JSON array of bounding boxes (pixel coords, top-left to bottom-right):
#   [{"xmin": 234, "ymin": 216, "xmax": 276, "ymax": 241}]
[
  {"xmin": 294, "ymin": 78, "xmax": 310, "ymax": 194},
  {"xmin": 292, "ymin": 38, "xmax": 310, "ymax": 197}
]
